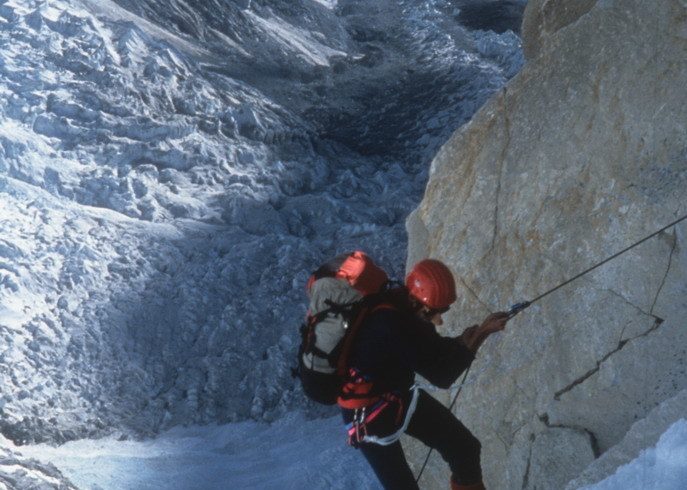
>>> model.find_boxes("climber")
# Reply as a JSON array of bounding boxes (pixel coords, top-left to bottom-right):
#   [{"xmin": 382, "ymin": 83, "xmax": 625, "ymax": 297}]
[{"xmin": 339, "ymin": 259, "xmax": 509, "ymax": 490}]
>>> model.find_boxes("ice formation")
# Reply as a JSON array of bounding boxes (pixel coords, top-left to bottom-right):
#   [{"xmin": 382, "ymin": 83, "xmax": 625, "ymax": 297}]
[{"xmin": 0, "ymin": 0, "xmax": 524, "ymax": 486}]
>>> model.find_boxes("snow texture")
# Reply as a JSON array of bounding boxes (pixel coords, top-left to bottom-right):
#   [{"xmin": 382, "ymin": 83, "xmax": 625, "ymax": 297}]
[
  {"xmin": 14, "ymin": 414, "xmax": 382, "ymax": 490},
  {"xmin": 0, "ymin": 446, "xmax": 76, "ymax": 489},
  {"xmin": 0, "ymin": 0, "xmax": 524, "ymax": 485},
  {"xmin": 14, "ymin": 416, "xmax": 687, "ymax": 490}
]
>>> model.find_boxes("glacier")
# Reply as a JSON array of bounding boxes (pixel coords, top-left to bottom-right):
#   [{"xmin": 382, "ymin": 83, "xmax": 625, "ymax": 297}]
[{"xmin": 0, "ymin": 0, "xmax": 525, "ymax": 487}]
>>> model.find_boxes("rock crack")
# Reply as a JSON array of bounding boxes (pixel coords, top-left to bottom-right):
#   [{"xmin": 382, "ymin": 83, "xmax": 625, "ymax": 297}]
[
  {"xmin": 538, "ymin": 413, "xmax": 601, "ymax": 458},
  {"xmin": 553, "ymin": 316, "xmax": 664, "ymax": 401}
]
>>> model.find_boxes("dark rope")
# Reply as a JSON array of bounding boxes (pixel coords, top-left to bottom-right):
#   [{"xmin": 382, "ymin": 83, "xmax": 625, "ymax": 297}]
[
  {"xmin": 415, "ymin": 212, "xmax": 687, "ymax": 485},
  {"xmin": 414, "ymin": 366, "xmax": 472, "ymax": 484},
  {"xmin": 524, "ymin": 212, "xmax": 687, "ymax": 308}
]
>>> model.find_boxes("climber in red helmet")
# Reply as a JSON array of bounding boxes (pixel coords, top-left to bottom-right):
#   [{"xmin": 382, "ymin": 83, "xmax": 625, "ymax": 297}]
[{"xmin": 340, "ymin": 258, "xmax": 509, "ymax": 490}]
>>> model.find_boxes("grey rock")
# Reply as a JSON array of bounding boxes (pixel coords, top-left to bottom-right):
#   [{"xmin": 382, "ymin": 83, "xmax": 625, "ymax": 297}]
[
  {"xmin": 526, "ymin": 427, "xmax": 596, "ymax": 490},
  {"xmin": 405, "ymin": 208, "xmax": 430, "ymax": 272},
  {"xmin": 406, "ymin": 0, "xmax": 687, "ymax": 488},
  {"xmin": 521, "ymin": 0, "xmax": 597, "ymax": 60}
]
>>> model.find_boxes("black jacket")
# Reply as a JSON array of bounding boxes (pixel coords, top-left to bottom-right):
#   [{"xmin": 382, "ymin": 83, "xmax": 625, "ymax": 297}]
[
  {"xmin": 348, "ymin": 308, "xmax": 474, "ymax": 392},
  {"xmin": 341, "ymin": 298, "xmax": 474, "ymax": 428}
]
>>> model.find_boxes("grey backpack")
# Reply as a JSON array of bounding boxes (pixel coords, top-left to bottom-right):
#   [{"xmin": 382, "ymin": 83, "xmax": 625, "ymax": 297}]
[{"xmin": 296, "ymin": 251, "xmax": 388, "ymax": 405}]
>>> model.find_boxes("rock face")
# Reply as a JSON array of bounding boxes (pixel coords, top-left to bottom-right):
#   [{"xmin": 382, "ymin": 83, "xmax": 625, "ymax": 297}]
[
  {"xmin": 520, "ymin": 0, "xmax": 596, "ymax": 60},
  {"xmin": 406, "ymin": 0, "xmax": 687, "ymax": 488}
]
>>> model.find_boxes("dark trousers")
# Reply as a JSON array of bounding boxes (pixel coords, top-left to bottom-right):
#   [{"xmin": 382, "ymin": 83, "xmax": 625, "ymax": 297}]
[{"xmin": 358, "ymin": 390, "xmax": 482, "ymax": 489}]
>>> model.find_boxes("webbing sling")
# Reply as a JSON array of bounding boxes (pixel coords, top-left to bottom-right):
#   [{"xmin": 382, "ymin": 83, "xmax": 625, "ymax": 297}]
[{"xmin": 356, "ymin": 385, "xmax": 420, "ymax": 446}]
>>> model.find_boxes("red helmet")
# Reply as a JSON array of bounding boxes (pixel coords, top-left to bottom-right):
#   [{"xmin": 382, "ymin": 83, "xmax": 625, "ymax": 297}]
[{"xmin": 405, "ymin": 259, "xmax": 457, "ymax": 310}]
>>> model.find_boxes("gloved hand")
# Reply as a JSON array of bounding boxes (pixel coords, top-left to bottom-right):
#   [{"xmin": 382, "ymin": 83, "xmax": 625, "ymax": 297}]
[{"xmin": 460, "ymin": 312, "xmax": 509, "ymax": 354}]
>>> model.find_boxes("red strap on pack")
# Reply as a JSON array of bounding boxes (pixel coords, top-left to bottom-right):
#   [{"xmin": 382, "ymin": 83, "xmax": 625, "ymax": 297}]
[
  {"xmin": 338, "ymin": 386, "xmax": 380, "ymax": 409},
  {"xmin": 336, "ymin": 302, "xmax": 397, "ymax": 409},
  {"xmin": 338, "ymin": 368, "xmax": 381, "ymax": 409}
]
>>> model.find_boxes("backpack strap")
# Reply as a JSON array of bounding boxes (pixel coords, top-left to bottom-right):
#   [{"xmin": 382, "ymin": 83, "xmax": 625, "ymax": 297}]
[
  {"xmin": 336, "ymin": 301, "xmax": 397, "ymax": 409},
  {"xmin": 302, "ymin": 299, "xmax": 361, "ymax": 367},
  {"xmin": 336, "ymin": 300, "xmax": 397, "ymax": 376}
]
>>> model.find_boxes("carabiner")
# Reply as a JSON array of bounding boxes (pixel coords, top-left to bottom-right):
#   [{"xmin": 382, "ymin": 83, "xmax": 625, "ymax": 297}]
[{"xmin": 508, "ymin": 301, "xmax": 531, "ymax": 319}]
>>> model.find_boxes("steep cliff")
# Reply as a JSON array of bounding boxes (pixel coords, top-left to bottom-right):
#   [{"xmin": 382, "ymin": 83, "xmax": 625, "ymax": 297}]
[{"xmin": 406, "ymin": 0, "xmax": 687, "ymax": 488}]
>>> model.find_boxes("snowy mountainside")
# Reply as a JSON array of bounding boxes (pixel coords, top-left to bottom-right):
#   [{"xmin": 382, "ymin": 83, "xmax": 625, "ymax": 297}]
[{"xmin": 0, "ymin": 0, "xmax": 523, "ymax": 448}]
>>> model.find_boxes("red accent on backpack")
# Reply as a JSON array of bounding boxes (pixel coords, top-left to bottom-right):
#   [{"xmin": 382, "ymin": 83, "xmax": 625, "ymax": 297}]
[
  {"xmin": 336, "ymin": 303, "xmax": 396, "ymax": 409},
  {"xmin": 336, "ymin": 251, "xmax": 388, "ymax": 296},
  {"xmin": 338, "ymin": 379, "xmax": 380, "ymax": 410}
]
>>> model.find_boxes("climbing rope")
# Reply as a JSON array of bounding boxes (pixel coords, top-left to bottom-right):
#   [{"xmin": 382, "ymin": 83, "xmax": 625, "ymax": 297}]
[
  {"xmin": 511, "ymin": 212, "xmax": 687, "ymax": 316},
  {"xmin": 415, "ymin": 212, "xmax": 687, "ymax": 485}
]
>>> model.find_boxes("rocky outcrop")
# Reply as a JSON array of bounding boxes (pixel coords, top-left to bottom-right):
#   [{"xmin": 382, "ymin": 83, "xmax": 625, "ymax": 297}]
[{"xmin": 406, "ymin": 0, "xmax": 687, "ymax": 488}]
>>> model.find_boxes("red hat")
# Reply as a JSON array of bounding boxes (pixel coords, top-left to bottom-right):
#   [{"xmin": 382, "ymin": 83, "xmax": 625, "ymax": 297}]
[{"xmin": 405, "ymin": 259, "xmax": 457, "ymax": 310}]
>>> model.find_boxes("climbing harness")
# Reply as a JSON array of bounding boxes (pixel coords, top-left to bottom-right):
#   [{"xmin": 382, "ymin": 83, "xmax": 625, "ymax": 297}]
[
  {"xmin": 415, "ymin": 212, "xmax": 687, "ymax": 485},
  {"xmin": 347, "ymin": 385, "xmax": 420, "ymax": 447}
]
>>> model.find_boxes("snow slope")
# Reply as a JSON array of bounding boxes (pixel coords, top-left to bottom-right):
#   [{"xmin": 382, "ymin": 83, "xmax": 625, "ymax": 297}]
[
  {"xmin": 0, "ymin": 0, "xmax": 523, "ymax": 447},
  {"xmin": 14, "ymin": 414, "xmax": 382, "ymax": 490},
  {"xmin": 10, "ymin": 415, "xmax": 687, "ymax": 490}
]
